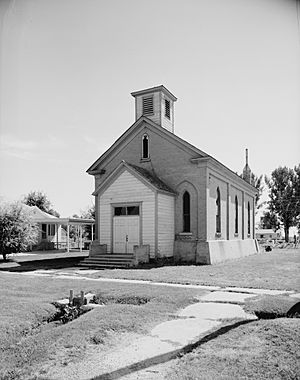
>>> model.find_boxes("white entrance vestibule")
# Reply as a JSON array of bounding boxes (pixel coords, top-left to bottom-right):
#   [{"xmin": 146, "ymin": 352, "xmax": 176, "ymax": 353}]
[{"xmin": 95, "ymin": 161, "xmax": 175, "ymax": 258}]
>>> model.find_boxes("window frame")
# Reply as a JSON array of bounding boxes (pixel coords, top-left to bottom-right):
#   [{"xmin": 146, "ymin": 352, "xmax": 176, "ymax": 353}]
[
  {"xmin": 142, "ymin": 134, "xmax": 150, "ymax": 159},
  {"xmin": 41, "ymin": 223, "xmax": 47, "ymax": 239},
  {"xmin": 247, "ymin": 201, "xmax": 251, "ymax": 235},
  {"xmin": 235, "ymin": 196, "xmax": 239, "ymax": 235},
  {"xmin": 114, "ymin": 205, "xmax": 140, "ymax": 217},
  {"xmin": 183, "ymin": 191, "xmax": 191, "ymax": 233},
  {"xmin": 216, "ymin": 187, "xmax": 221, "ymax": 234}
]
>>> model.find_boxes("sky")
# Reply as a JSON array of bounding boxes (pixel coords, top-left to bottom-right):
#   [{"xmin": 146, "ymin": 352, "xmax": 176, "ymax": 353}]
[{"xmin": 0, "ymin": 0, "xmax": 299, "ymax": 217}]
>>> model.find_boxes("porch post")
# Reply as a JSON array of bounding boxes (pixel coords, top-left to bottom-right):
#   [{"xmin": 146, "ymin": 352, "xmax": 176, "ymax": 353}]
[
  {"xmin": 56, "ymin": 224, "xmax": 59, "ymax": 250},
  {"xmin": 67, "ymin": 224, "xmax": 70, "ymax": 253},
  {"xmin": 80, "ymin": 225, "xmax": 82, "ymax": 252},
  {"xmin": 91, "ymin": 224, "xmax": 94, "ymax": 241}
]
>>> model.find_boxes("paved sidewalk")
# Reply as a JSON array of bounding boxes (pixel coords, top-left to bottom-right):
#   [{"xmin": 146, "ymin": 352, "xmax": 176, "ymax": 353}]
[{"xmin": 17, "ymin": 268, "xmax": 296, "ymax": 296}]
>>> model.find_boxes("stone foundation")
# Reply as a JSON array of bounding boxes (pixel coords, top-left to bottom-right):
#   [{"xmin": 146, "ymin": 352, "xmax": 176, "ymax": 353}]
[{"xmin": 174, "ymin": 239, "xmax": 198, "ymax": 264}]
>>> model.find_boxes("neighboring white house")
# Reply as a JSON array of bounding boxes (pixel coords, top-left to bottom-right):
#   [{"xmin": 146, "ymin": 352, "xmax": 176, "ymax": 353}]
[
  {"xmin": 23, "ymin": 205, "xmax": 95, "ymax": 251},
  {"xmin": 255, "ymin": 228, "xmax": 281, "ymax": 241}
]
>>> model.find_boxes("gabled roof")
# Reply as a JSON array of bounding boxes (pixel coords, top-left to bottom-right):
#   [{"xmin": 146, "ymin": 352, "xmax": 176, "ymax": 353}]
[
  {"xmin": 93, "ymin": 160, "xmax": 176, "ymax": 196},
  {"xmin": 22, "ymin": 204, "xmax": 58, "ymax": 221},
  {"xmin": 126, "ymin": 162, "xmax": 176, "ymax": 194},
  {"xmin": 87, "ymin": 116, "xmax": 208, "ymax": 174},
  {"xmin": 87, "ymin": 116, "xmax": 257, "ymax": 194}
]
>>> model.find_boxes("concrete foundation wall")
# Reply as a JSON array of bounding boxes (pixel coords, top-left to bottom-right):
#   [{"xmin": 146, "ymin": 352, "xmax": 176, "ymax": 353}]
[
  {"xmin": 176, "ymin": 238, "xmax": 258, "ymax": 265},
  {"xmin": 203, "ymin": 239, "xmax": 258, "ymax": 265}
]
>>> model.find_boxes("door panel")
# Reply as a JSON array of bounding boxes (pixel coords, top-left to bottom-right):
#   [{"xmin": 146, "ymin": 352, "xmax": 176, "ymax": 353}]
[
  {"xmin": 126, "ymin": 217, "xmax": 140, "ymax": 253},
  {"xmin": 113, "ymin": 216, "xmax": 139, "ymax": 253}
]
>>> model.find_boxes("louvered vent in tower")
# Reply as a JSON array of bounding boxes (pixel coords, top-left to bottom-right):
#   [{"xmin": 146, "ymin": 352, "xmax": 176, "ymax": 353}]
[{"xmin": 142, "ymin": 96, "xmax": 154, "ymax": 115}]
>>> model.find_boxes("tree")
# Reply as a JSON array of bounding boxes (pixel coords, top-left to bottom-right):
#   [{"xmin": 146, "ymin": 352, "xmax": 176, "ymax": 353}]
[
  {"xmin": 80, "ymin": 205, "xmax": 95, "ymax": 240},
  {"xmin": 265, "ymin": 165, "xmax": 300, "ymax": 242},
  {"xmin": 81, "ymin": 204, "xmax": 95, "ymax": 220},
  {"xmin": 251, "ymin": 173, "xmax": 265, "ymax": 212},
  {"xmin": 0, "ymin": 202, "xmax": 39, "ymax": 260},
  {"xmin": 259, "ymin": 211, "xmax": 280, "ymax": 231},
  {"xmin": 23, "ymin": 191, "xmax": 60, "ymax": 217}
]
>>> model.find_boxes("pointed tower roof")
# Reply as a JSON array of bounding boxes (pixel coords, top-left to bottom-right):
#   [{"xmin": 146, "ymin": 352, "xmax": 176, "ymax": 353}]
[{"xmin": 242, "ymin": 148, "xmax": 252, "ymax": 184}]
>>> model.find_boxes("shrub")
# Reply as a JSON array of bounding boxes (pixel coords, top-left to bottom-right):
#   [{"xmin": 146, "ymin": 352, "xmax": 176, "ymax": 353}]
[{"xmin": 0, "ymin": 202, "xmax": 39, "ymax": 260}]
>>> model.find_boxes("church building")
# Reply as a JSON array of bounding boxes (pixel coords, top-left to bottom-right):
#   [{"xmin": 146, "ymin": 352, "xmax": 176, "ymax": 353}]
[{"xmin": 86, "ymin": 85, "xmax": 258, "ymax": 265}]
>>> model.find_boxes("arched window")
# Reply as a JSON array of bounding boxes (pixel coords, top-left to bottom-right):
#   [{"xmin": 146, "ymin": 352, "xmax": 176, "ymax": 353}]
[
  {"xmin": 247, "ymin": 202, "xmax": 251, "ymax": 235},
  {"xmin": 183, "ymin": 191, "xmax": 191, "ymax": 232},
  {"xmin": 142, "ymin": 134, "xmax": 149, "ymax": 159},
  {"xmin": 235, "ymin": 196, "xmax": 239, "ymax": 234},
  {"xmin": 216, "ymin": 187, "xmax": 221, "ymax": 233}
]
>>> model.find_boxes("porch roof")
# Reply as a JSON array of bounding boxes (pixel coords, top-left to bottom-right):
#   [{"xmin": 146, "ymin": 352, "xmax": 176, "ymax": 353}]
[{"xmin": 33, "ymin": 217, "xmax": 95, "ymax": 225}]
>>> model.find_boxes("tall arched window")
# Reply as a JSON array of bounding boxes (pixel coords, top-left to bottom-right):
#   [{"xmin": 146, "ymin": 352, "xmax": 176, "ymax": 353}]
[
  {"xmin": 183, "ymin": 191, "xmax": 191, "ymax": 232},
  {"xmin": 247, "ymin": 202, "xmax": 251, "ymax": 235},
  {"xmin": 235, "ymin": 196, "xmax": 239, "ymax": 234},
  {"xmin": 216, "ymin": 187, "xmax": 221, "ymax": 233},
  {"xmin": 142, "ymin": 134, "xmax": 149, "ymax": 159}
]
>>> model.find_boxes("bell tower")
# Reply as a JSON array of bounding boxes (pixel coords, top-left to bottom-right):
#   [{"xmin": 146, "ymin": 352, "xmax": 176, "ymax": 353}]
[{"xmin": 131, "ymin": 85, "xmax": 177, "ymax": 133}]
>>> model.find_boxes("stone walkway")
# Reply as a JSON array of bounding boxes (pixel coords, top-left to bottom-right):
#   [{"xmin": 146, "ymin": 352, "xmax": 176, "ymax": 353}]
[{"xmin": 10, "ymin": 268, "xmax": 298, "ymax": 380}]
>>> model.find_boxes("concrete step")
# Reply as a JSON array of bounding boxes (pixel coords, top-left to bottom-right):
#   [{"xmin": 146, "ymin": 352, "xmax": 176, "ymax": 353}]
[
  {"xmin": 80, "ymin": 254, "xmax": 135, "ymax": 269},
  {"xmin": 79, "ymin": 262, "xmax": 132, "ymax": 269},
  {"xmin": 89, "ymin": 254, "xmax": 134, "ymax": 259},
  {"xmin": 84, "ymin": 257, "xmax": 133, "ymax": 262}
]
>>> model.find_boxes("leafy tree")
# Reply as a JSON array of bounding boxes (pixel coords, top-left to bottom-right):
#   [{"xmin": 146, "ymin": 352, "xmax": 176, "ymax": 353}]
[
  {"xmin": 265, "ymin": 165, "xmax": 300, "ymax": 242},
  {"xmin": 23, "ymin": 191, "xmax": 60, "ymax": 217},
  {"xmin": 0, "ymin": 202, "xmax": 39, "ymax": 260},
  {"xmin": 81, "ymin": 204, "xmax": 95, "ymax": 220},
  {"xmin": 80, "ymin": 205, "xmax": 95, "ymax": 240},
  {"xmin": 259, "ymin": 211, "xmax": 280, "ymax": 231},
  {"xmin": 251, "ymin": 173, "xmax": 265, "ymax": 212}
]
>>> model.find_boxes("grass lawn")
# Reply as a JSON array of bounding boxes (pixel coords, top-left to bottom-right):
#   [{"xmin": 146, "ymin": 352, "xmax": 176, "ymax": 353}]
[
  {"xmin": 0, "ymin": 272, "xmax": 203, "ymax": 380},
  {"xmin": 88, "ymin": 248, "xmax": 300, "ymax": 291},
  {"xmin": 165, "ymin": 318, "xmax": 300, "ymax": 380}
]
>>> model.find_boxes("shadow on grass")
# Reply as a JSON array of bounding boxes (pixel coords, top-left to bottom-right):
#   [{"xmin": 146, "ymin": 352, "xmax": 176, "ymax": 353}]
[{"xmin": 0, "ymin": 256, "xmax": 87, "ymax": 272}]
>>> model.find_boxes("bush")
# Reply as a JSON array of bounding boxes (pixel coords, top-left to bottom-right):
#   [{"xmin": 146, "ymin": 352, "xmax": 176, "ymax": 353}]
[{"xmin": 0, "ymin": 202, "xmax": 39, "ymax": 260}]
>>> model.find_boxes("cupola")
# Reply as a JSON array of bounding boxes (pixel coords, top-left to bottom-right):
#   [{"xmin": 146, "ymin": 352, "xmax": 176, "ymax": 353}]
[{"xmin": 131, "ymin": 85, "xmax": 177, "ymax": 133}]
